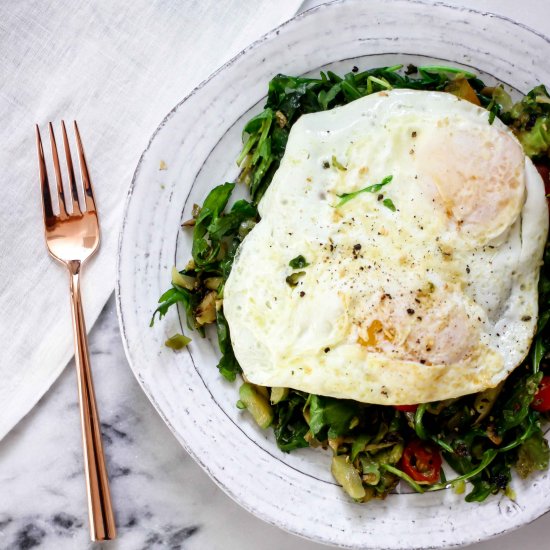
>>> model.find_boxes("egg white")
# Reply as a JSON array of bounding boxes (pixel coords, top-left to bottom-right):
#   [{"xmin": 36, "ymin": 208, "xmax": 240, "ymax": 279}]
[{"xmin": 223, "ymin": 89, "xmax": 549, "ymax": 404}]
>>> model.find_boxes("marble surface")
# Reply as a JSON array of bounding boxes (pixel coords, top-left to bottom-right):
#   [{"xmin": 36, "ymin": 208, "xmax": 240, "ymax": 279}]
[{"xmin": 3, "ymin": 1, "xmax": 550, "ymax": 548}]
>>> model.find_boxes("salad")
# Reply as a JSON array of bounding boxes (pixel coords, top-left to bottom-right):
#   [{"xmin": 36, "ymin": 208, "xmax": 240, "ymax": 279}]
[{"xmin": 153, "ymin": 64, "xmax": 550, "ymax": 503}]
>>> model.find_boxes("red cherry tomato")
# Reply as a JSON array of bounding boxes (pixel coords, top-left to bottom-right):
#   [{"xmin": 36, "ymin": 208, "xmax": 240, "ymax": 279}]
[
  {"xmin": 400, "ymin": 440, "xmax": 442, "ymax": 484},
  {"xmin": 535, "ymin": 163, "xmax": 550, "ymax": 208},
  {"xmin": 532, "ymin": 376, "xmax": 550, "ymax": 412},
  {"xmin": 394, "ymin": 404, "xmax": 418, "ymax": 412}
]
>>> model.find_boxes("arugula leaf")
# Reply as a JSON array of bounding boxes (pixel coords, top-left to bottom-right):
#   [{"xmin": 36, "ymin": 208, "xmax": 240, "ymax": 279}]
[
  {"xmin": 216, "ymin": 307, "xmax": 241, "ymax": 381},
  {"xmin": 220, "ymin": 238, "xmax": 241, "ymax": 281},
  {"xmin": 242, "ymin": 108, "xmax": 270, "ymax": 134},
  {"xmin": 497, "ymin": 371, "xmax": 543, "ymax": 433},
  {"xmin": 430, "ymin": 449, "xmax": 498, "ymax": 491},
  {"xmin": 208, "ymin": 199, "xmax": 257, "ymax": 241},
  {"xmin": 192, "ymin": 183, "xmax": 235, "ymax": 268},
  {"xmin": 195, "ymin": 183, "xmax": 234, "ymax": 226},
  {"xmin": 151, "ymin": 286, "xmax": 201, "ymax": 333},
  {"xmin": 414, "ymin": 403, "xmax": 429, "ymax": 440},
  {"xmin": 318, "ymin": 83, "xmax": 341, "ymax": 110},
  {"xmin": 461, "ymin": 453, "xmax": 512, "ymax": 503},
  {"xmin": 418, "ymin": 65, "xmax": 477, "ymax": 79},
  {"xmin": 465, "ymin": 480, "xmax": 493, "ymax": 502},
  {"xmin": 273, "ymin": 391, "xmax": 309, "ymax": 452},
  {"xmin": 499, "ymin": 416, "xmax": 538, "ymax": 453},
  {"xmin": 381, "ymin": 464, "xmax": 425, "ymax": 493},
  {"xmin": 308, "ymin": 395, "xmax": 359, "ymax": 439},
  {"xmin": 531, "ymin": 335, "xmax": 545, "ymax": 374},
  {"xmin": 334, "ymin": 175, "xmax": 393, "ymax": 207},
  {"xmin": 383, "ymin": 198, "xmax": 396, "ymax": 211},
  {"xmin": 289, "ymin": 255, "xmax": 309, "ymax": 269},
  {"xmin": 249, "ymin": 137, "xmax": 274, "ymax": 200}
]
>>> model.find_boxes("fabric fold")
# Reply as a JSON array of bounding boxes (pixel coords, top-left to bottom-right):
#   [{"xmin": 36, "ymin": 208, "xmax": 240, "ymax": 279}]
[{"xmin": 0, "ymin": 0, "xmax": 302, "ymax": 441}]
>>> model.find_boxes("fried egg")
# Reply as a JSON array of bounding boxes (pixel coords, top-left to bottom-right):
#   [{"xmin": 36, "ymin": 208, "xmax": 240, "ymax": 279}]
[{"xmin": 223, "ymin": 89, "xmax": 549, "ymax": 404}]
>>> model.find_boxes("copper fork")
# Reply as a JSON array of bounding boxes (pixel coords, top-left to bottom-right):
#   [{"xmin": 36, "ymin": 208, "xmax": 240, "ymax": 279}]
[{"xmin": 35, "ymin": 121, "xmax": 116, "ymax": 541}]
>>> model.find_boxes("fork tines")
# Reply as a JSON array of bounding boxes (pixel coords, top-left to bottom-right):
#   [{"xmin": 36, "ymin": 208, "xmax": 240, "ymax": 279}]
[{"xmin": 35, "ymin": 121, "xmax": 96, "ymax": 219}]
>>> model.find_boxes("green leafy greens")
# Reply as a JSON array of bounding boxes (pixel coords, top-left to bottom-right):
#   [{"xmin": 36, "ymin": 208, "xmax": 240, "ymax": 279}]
[
  {"xmin": 334, "ymin": 175, "xmax": 393, "ymax": 208},
  {"xmin": 289, "ymin": 255, "xmax": 309, "ymax": 269},
  {"xmin": 383, "ymin": 198, "xmax": 396, "ymax": 212}
]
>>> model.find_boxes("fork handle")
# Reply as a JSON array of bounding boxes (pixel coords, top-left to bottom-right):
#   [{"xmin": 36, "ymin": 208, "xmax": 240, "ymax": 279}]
[{"xmin": 68, "ymin": 261, "xmax": 116, "ymax": 541}]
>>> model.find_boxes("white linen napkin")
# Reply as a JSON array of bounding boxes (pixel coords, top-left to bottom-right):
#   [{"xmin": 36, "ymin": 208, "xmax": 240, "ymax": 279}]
[{"xmin": 0, "ymin": 0, "xmax": 302, "ymax": 441}]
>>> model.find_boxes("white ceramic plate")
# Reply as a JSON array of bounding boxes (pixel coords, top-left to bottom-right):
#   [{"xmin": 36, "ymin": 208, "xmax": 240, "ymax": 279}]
[{"xmin": 116, "ymin": 1, "xmax": 550, "ymax": 548}]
